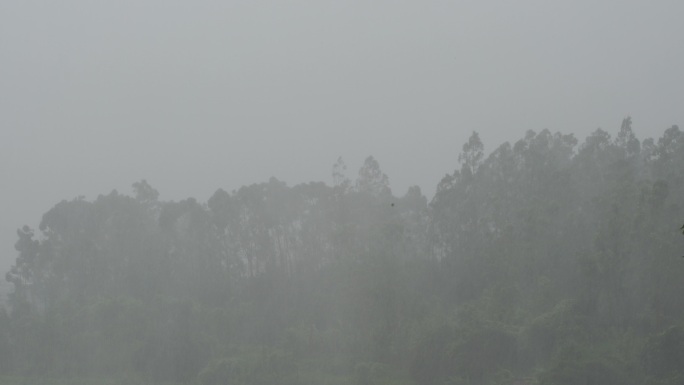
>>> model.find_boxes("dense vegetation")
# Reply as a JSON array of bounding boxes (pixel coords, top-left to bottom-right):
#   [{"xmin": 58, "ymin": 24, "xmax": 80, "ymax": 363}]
[{"xmin": 3, "ymin": 119, "xmax": 684, "ymax": 384}]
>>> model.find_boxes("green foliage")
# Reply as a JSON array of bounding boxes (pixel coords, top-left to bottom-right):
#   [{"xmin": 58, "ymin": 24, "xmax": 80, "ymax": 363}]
[{"xmin": 4, "ymin": 121, "xmax": 684, "ymax": 383}]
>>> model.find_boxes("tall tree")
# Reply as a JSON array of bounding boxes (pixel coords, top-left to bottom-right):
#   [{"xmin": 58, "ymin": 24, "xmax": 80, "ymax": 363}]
[
  {"xmin": 356, "ymin": 156, "xmax": 391, "ymax": 197},
  {"xmin": 458, "ymin": 131, "xmax": 484, "ymax": 177},
  {"xmin": 332, "ymin": 156, "xmax": 351, "ymax": 192}
]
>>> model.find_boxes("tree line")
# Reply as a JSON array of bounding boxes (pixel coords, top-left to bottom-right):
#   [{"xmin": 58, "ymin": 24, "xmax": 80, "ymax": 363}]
[{"xmin": 2, "ymin": 118, "xmax": 684, "ymax": 384}]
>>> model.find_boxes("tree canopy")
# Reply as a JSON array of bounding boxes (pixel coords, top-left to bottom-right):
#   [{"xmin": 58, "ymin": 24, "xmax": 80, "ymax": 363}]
[{"xmin": 2, "ymin": 120, "xmax": 684, "ymax": 385}]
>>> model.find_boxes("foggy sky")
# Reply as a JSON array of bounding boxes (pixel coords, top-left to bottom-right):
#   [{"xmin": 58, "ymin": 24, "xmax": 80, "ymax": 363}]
[{"xmin": 2, "ymin": 0, "xmax": 683, "ymax": 271}]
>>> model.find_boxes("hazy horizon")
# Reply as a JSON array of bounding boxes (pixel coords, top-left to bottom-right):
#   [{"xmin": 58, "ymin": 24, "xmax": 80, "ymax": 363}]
[{"xmin": 2, "ymin": 0, "xmax": 683, "ymax": 271}]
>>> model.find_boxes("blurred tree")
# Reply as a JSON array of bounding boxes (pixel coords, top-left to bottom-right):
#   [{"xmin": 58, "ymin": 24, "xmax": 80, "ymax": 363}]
[
  {"xmin": 356, "ymin": 156, "xmax": 391, "ymax": 197},
  {"xmin": 132, "ymin": 179, "xmax": 159, "ymax": 204},
  {"xmin": 458, "ymin": 131, "xmax": 484, "ymax": 177},
  {"xmin": 3, "ymin": 121, "xmax": 684, "ymax": 384},
  {"xmin": 332, "ymin": 156, "xmax": 351, "ymax": 193}
]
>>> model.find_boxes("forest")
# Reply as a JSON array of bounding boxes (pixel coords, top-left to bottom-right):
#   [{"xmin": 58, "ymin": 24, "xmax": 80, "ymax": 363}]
[{"xmin": 2, "ymin": 118, "xmax": 684, "ymax": 385}]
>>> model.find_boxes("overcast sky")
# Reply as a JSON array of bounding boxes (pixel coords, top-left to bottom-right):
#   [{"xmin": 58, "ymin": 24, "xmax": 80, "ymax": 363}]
[{"xmin": 2, "ymin": 0, "xmax": 683, "ymax": 271}]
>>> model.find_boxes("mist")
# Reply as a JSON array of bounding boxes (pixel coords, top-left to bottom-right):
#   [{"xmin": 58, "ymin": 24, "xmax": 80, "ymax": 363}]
[
  {"xmin": 3, "ymin": 1, "xmax": 683, "ymax": 271},
  {"xmin": 2, "ymin": 1, "xmax": 684, "ymax": 384}
]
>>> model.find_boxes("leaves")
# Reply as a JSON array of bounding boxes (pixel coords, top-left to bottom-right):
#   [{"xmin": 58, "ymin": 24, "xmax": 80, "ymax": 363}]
[{"xmin": 3, "ymin": 121, "xmax": 684, "ymax": 383}]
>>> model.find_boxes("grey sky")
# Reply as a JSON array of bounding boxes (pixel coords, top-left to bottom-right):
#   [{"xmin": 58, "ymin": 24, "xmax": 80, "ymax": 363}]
[{"xmin": 2, "ymin": 0, "xmax": 683, "ymax": 270}]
